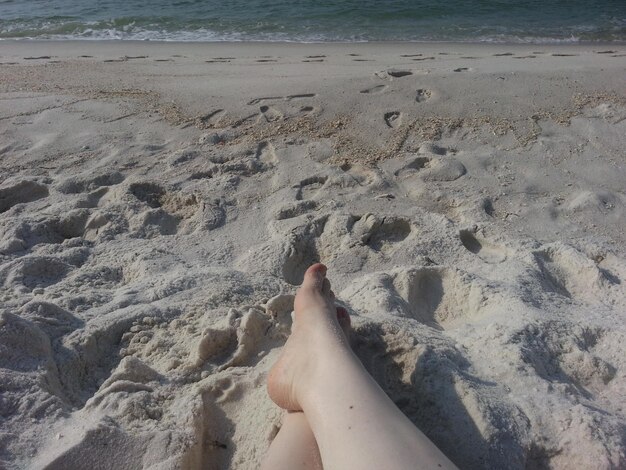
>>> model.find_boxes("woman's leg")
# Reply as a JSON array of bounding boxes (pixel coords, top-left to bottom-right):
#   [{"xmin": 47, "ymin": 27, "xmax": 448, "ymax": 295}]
[
  {"xmin": 260, "ymin": 411, "xmax": 322, "ymax": 470},
  {"xmin": 267, "ymin": 264, "xmax": 458, "ymax": 470},
  {"xmin": 261, "ymin": 308, "xmax": 351, "ymax": 470}
]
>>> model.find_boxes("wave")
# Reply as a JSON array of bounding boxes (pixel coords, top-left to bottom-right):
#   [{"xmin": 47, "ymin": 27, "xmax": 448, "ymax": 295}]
[{"xmin": 1, "ymin": 17, "xmax": 624, "ymax": 43}]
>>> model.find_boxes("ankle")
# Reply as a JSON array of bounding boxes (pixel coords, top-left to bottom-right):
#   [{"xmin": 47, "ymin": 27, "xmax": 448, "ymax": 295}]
[{"xmin": 298, "ymin": 345, "xmax": 361, "ymax": 409}]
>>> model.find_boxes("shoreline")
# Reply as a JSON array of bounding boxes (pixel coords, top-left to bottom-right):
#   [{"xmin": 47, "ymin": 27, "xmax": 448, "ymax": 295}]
[
  {"xmin": 2, "ymin": 38, "xmax": 625, "ymax": 47},
  {"xmin": 1, "ymin": 39, "xmax": 623, "ymax": 67}
]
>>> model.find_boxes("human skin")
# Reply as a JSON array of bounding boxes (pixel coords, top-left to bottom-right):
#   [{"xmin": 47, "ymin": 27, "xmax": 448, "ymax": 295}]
[
  {"xmin": 261, "ymin": 306, "xmax": 351, "ymax": 470},
  {"xmin": 263, "ymin": 263, "xmax": 458, "ymax": 470},
  {"xmin": 260, "ymin": 412, "xmax": 323, "ymax": 470}
]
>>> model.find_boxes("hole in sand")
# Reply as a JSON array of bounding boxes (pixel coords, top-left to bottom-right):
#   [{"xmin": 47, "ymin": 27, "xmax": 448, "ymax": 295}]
[
  {"xmin": 366, "ymin": 218, "xmax": 411, "ymax": 251},
  {"xmin": 0, "ymin": 181, "xmax": 49, "ymax": 213},
  {"xmin": 483, "ymin": 199, "xmax": 495, "ymax": 216},
  {"xmin": 459, "ymin": 230, "xmax": 482, "ymax": 255},
  {"xmin": 129, "ymin": 183, "xmax": 166, "ymax": 208}
]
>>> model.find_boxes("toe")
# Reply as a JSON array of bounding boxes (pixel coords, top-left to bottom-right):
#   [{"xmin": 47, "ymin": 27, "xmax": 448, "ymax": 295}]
[
  {"xmin": 336, "ymin": 306, "xmax": 351, "ymax": 336},
  {"xmin": 301, "ymin": 263, "xmax": 327, "ymax": 291},
  {"xmin": 322, "ymin": 278, "xmax": 332, "ymax": 296}
]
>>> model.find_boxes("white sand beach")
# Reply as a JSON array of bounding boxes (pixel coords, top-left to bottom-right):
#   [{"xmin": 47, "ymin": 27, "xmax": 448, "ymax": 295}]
[{"xmin": 0, "ymin": 40, "xmax": 625, "ymax": 469}]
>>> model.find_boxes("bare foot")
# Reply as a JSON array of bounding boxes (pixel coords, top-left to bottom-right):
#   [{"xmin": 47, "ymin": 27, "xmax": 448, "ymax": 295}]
[{"xmin": 268, "ymin": 263, "xmax": 352, "ymax": 411}]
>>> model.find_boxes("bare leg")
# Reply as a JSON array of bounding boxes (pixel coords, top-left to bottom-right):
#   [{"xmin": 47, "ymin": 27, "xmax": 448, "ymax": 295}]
[
  {"xmin": 260, "ymin": 411, "xmax": 322, "ymax": 470},
  {"xmin": 261, "ymin": 308, "xmax": 351, "ymax": 470},
  {"xmin": 267, "ymin": 264, "xmax": 458, "ymax": 470}
]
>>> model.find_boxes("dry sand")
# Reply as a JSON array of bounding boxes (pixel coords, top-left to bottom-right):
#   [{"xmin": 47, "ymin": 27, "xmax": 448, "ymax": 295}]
[{"xmin": 0, "ymin": 40, "xmax": 625, "ymax": 469}]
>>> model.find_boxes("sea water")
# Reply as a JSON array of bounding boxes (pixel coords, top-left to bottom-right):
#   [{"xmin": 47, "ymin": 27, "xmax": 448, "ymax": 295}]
[{"xmin": 0, "ymin": 0, "xmax": 624, "ymax": 43}]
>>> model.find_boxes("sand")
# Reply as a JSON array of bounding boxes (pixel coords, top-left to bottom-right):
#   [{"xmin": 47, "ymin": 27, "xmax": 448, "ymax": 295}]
[{"xmin": 0, "ymin": 40, "xmax": 625, "ymax": 469}]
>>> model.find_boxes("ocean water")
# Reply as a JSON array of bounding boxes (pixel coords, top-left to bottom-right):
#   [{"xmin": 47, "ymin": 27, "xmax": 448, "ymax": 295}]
[{"xmin": 0, "ymin": 0, "xmax": 624, "ymax": 43}]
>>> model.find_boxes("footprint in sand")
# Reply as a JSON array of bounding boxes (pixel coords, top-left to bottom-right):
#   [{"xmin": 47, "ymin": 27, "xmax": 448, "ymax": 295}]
[
  {"xmin": 3, "ymin": 256, "xmax": 72, "ymax": 290},
  {"xmin": 375, "ymin": 69, "xmax": 413, "ymax": 80},
  {"xmin": 295, "ymin": 175, "xmax": 328, "ymax": 200},
  {"xmin": 384, "ymin": 111, "xmax": 402, "ymax": 128},
  {"xmin": 418, "ymin": 142, "xmax": 450, "ymax": 155},
  {"xmin": 0, "ymin": 180, "xmax": 49, "ymax": 213},
  {"xmin": 388, "ymin": 70, "xmax": 413, "ymax": 77},
  {"xmin": 275, "ymin": 200, "xmax": 318, "ymax": 220},
  {"xmin": 415, "ymin": 89, "xmax": 432, "ymax": 102},
  {"xmin": 197, "ymin": 109, "xmax": 225, "ymax": 128},
  {"xmin": 247, "ymin": 96, "xmax": 282, "ymax": 105},
  {"xmin": 360, "ymin": 84, "xmax": 387, "ymax": 94},
  {"xmin": 341, "ymin": 266, "xmax": 489, "ymax": 329},
  {"xmin": 202, "ymin": 142, "xmax": 274, "ymax": 177},
  {"xmin": 338, "ymin": 162, "xmax": 379, "ymax": 187},
  {"xmin": 248, "ymin": 94, "xmax": 317, "ymax": 105},
  {"xmin": 350, "ymin": 214, "xmax": 412, "ymax": 252},
  {"xmin": 259, "ymin": 105, "xmax": 283, "ymax": 122},
  {"xmin": 255, "ymin": 141, "xmax": 278, "ymax": 165},
  {"xmin": 207, "ymin": 57, "xmax": 235, "ymax": 63},
  {"xmin": 169, "ymin": 151, "xmax": 197, "ymax": 169},
  {"xmin": 48, "ymin": 210, "xmax": 92, "ymax": 244},
  {"xmin": 287, "ymin": 93, "xmax": 317, "ymax": 101},
  {"xmin": 272, "ymin": 216, "xmax": 329, "ymax": 285},
  {"xmin": 299, "ymin": 105, "xmax": 316, "ymax": 116},
  {"xmin": 509, "ymin": 322, "xmax": 615, "ymax": 395},
  {"xmin": 459, "ymin": 229, "xmax": 507, "ymax": 264},
  {"xmin": 128, "ymin": 182, "xmax": 222, "ymax": 236},
  {"xmin": 395, "ymin": 155, "xmax": 466, "ymax": 182},
  {"xmin": 531, "ymin": 243, "xmax": 620, "ymax": 301}
]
